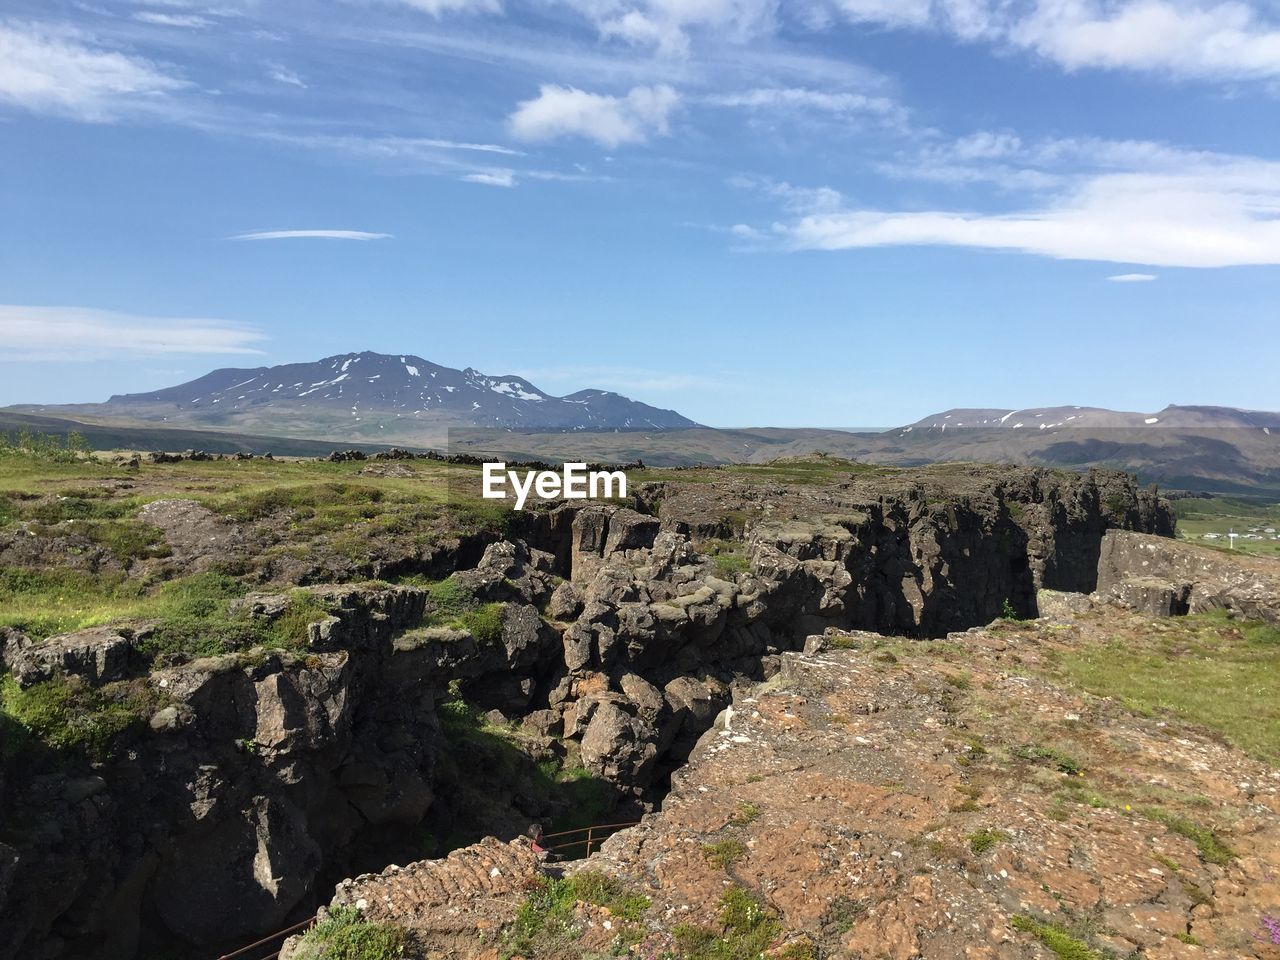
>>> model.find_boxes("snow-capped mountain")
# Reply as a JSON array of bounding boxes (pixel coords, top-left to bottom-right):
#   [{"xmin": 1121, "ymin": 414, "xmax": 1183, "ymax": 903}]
[
  {"xmin": 79, "ymin": 352, "xmax": 700, "ymax": 437},
  {"xmin": 900, "ymin": 405, "xmax": 1280, "ymax": 436}
]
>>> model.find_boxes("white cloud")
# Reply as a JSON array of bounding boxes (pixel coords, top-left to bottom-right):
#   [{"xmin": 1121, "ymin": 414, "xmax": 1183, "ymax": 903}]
[
  {"xmin": 0, "ymin": 21, "xmax": 187, "ymax": 121},
  {"xmin": 570, "ymin": 0, "xmax": 780, "ymax": 57},
  {"xmin": 133, "ymin": 12, "xmax": 214, "ymax": 28},
  {"xmin": 229, "ymin": 230, "xmax": 392, "ymax": 240},
  {"xmin": 267, "ymin": 64, "xmax": 306, "ymax": 88},
  {"xmin": 776, "ymin": 155, "xmax": 1280, "ymax": 267},
  {"xmin": 270, "ymin": 132, "xmax": 523, "ymax": 161},
  {"xmin": 508, "ymin": 84, "xmax": 680, "ymax": 147},
  {"xmin": 819, "ymin": 0, "xmax": 1280, "ymax": 82},
  {"xmin": 462, "ymin": 169, "xmax": 516, "ymax": 186},
  {"xmin": 364, "ymin": 0, "xmax": 502, "ymax": 17},
  {"xmin": 1012, "ymin": 1, "xmax": 1280, "ymax": 80},
  {"xmin": 1108, "ymin": 273, "xmax": 1158, "ymax": 281},
  {"xmin": 707, "ymin": 86, "xmax": 905, "ymax": 120},
  {"xmin": 0, "ymin": 305, "xmax": 267, "ymax": 360},
  {"xmin": 729, "ymin": 174, "xmax": 845, "ymax": 213}
]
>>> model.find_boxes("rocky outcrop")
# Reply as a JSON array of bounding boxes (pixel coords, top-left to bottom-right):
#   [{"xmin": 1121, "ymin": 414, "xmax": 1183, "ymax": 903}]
[
  {"xmin": 1098, "ymin": 530, "xmax": 1280, "ymax": 621},
  {"xmin": 0, "ymin": 465, "xmax": 1175, "ymax": 960},
  {"xmin": 2, "ymin": 627, "xmax": 131, "ymax": 688},
  {"xmin": 295, "ymin": 605, "xmax": 1280, "ymax": 960}
]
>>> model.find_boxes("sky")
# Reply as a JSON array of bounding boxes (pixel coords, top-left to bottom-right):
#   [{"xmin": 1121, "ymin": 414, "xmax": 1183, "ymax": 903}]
[{"xmin": 1, "ymin": 0, "xmax": 1278, "ymax": 428}]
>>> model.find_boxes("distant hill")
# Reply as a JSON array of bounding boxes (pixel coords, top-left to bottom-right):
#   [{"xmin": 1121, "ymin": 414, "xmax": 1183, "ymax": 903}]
[
  {"xmin": 8, "ymin": 352, "xmax": 699, "ymax": 444},
  {"xmin": 6, "ymin": 378, "xmax": 1278, "ymax": 495},
  {"xmin": 446, "ymin": 404, "xmax": 1280, "ymax": 496},
  {"xmin": 0, "ymin": 411, "xmax": 406, "ymax": 457}
]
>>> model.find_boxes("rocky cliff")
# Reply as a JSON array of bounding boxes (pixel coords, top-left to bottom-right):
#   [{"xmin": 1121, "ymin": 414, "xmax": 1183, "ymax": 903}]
[
  {"xmin": 314, "ymin": 603, "xmax": 1280, "ymax": 959},
  {"xmin": 0, "ymin": 463, "xmax": 1174, "ymax": 960}
]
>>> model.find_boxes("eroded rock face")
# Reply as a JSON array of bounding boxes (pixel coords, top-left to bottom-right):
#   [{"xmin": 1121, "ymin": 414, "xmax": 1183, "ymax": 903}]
[
  {"xmin": 1098, "ymin": 529, "xmax": 1280, "ymax": 622},
  {"xmin": 297, "ymin": 605, "xmax": 1280, "ymax": 960},
  {"xmin": 3, "ymin": 627, "xmax": 132, "ymax": 688},
  {"xmin": 0, "ymin": 465, "xmax": 1176, "ymax": 960}
]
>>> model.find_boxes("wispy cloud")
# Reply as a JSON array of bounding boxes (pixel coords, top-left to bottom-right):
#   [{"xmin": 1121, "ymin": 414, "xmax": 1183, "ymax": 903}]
[
  {"xmin": 1108, "ymin": 273, "xmax": 1158, "ymax": 282},
  {"xmin": 706, "ymin": 86, "xmax": 906, "ymax": 124},
  {"xmin": 825, "ymin": 0, "xmax": 1280, "ymax": 83},
  {"xmin": 362, "ymin": 0, "xmax": 502, "ymax": 17},
  {"xmin": 229, "ymin": 230, "xmax": 392, "ymax": 241},
  {"xmin": 757, "ymin": 136, "xmax": 1280, "ymax": 268},
  {"xmin": 562, "ymin": 0, "xmax": 778, "ymax": 57},
  {"xmin": 0, "ymin": 305, "xmax": 267, "ymax": 360},
  {"xmin": 266, "ymin": 64, "xmax": 306, "ymax": 88},
  {"xmin": 132, "ymin": 12, "xmax": 213, "ymax": 29},
  {"xmin": 0, "ymin": 20, "xmax": 188, "ymax": 121},
  {"xmin": 509, "ymin": 84, "xmax": 680, "ymax": 148},
  {"xmin": 462, "ymin": 170, "xmax": 516, "ymax": 186}
]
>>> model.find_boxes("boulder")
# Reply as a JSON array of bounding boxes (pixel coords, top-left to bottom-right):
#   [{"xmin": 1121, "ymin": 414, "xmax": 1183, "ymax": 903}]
[
  {"xmin": 579, "ymin": 701, "xmax": 658, "ymax": 790},
  {"xmin": 1097, "ymin": 530, "xmax": 1279, "ymax": 621},
  {"xmin": 4, "ymin": 627, "xmax": 132, "ymax": 688},
  {"xmin": 603, "ymin": 509, "xmax": 660, "ymax": 556},
  {"xmin": 1035, "ymin": 589, "xmax": 1095, "ymax": 620},
  {"xmin": 546, "ymin": 581, "xmax": 583, "ymax": 621}
]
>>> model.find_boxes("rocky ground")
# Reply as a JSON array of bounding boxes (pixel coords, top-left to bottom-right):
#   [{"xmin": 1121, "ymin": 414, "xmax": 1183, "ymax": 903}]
[
  {"xmin": 302, "ymin": 599, "xmax": 1280, "ymax": 960},
  {"xmin": 2, "ymin": 452, "xmax": 1266, "ymax": 960}
]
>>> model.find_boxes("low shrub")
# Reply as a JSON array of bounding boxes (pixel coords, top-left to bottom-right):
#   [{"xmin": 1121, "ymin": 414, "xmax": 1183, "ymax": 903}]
[{"xmin": 295, "ymin": 906, "xmax": 406, "ymax": 960}]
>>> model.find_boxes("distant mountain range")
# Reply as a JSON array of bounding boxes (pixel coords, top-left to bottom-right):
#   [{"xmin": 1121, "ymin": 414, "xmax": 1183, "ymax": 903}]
[
  {"xmin": 6, "ymin": 358, "xmax": 1278, "ymax": 495},
  {"xmin": 10, "ymin": 352, "xmax": 700, "ymax": 441},
  {"xmin": 902, "ymin": 405, "xmax": 1280, "ymax": 433}
]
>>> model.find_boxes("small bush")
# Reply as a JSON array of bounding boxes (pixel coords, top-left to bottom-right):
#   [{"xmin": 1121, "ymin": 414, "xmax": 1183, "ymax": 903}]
[
  {"xmin": 702, "ymin": 837, "xmax": 747, "ymax": 868},
  {"xmin": 1001, "ymin": 598, "xmax": 1023, "ymax": 621},
  {"xmin": 1, "ymin": 673, "xmax": 158, "ymax": 762},
  {"xmin": 1143, "ymin": 809, "xmax": 1234, "ymax": 866},
  {"xmin": 1013, "ymin": 744, "xmax": 1083, "ymax": 776},
  {"xmin": 730, "ymin": 801, "xmax": 761, "ymax": 826},
  {"xmin": 296, "ymin": 906, "xmax": 406, "ymax": 960},
  {"xmin": 967, "ymin": 828, "xmax": 1008, "ymax": 855},
  {"xmin": 1010, "ymin": 915, "xmax": 1101, "ymax": 960},
  {"xmin": 457, "ymin": 603, "xmax": 505, "ymax": 645},
  {"xmin": 503, "ymin": 871, "xmax": 649, "ymax": 958},
  {"xmin": 673, "ymin": 887, "xmax": 783, "ymax": 960}
]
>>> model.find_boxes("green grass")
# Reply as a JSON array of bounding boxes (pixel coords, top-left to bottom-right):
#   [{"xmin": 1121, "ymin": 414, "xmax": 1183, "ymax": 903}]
[
  {"xmin": 418, "ymin": 576, "xmax": 507, "ymax": 644},
  {"xmin": 0, "ymin": 568, "xmax": 330, "ymax": 661},
  {"xmin": 1012, "ymin": 744, "xmax": 1084, "ymax": 776},
  {"xmin": 294, "ymin": 906, "xmax": 406, "ymax": 960},
  {"xmin": 1009, "ymin": 915, "xmax": 1101, "ymax": 960},
  {"xmin": 967, "ymin": 828, "xmax": 1008, "ymax": 855},
  {"xmin": 1, "ymin": 672, "xmax": 161, "ymax": 762},
  {"xmin": 1046, "ymin": 611, "xmax": 1280, "ymax": 763},
  {"xmin": 730, "ymin": 801, "xmax": 761, "ymax": 826},
  {"xmin": 672, "ymin": 887, "xmax": 783, "ymax": 960},
  {"xmin": 698, "ymin": 539, "xmax": 751, "ymax": 577},
  {"xmin": 1143, "ymin": 809, "xmax": 1234, "ymax": 866},
  {"xmin": 503, "ymin": 871, "xmax": 649, "ymax": 959},
  {"xmin": 1173, "ymin": 494, "xmax": 1280, "ymax": 558},
  {"xmin": 702, "ymin": 837, "xmax": 747, "ymax": 868}
]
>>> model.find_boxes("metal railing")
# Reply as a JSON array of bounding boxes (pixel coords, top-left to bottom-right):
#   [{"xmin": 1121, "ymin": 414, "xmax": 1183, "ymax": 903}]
[
  {"xmin": 540, "ymin": 820, "xmax": 641, "ymax": 858},
  {"xmin": 215, "ymin": 915, "xmax": 316, "ymax": 960},
  {"xmin": 214, "ymin": 819, "xmax": 642, "ymax": 960}
]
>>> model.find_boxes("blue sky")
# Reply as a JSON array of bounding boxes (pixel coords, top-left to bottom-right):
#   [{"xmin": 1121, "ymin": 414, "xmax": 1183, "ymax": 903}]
[{"xmin": 1, "ymin": 0, "xmax": 1278, "ymax": 427}]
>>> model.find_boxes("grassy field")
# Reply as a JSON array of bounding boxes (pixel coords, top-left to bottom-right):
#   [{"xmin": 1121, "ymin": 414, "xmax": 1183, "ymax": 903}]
[
  {"xmin": 1039, "ymin": 610, "xmax": 1280, "ymax": 764},
  {"xmin": 1173, "ymin": 494, "xmax": 1280, "ymax": 558},
  {"xmin": 0, "ymin": 448, "xmax": 521, "ymax": 650}
]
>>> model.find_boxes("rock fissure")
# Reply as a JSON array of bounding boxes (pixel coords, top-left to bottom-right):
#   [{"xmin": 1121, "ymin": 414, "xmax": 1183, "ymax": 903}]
[{"xmin": 0, "ymin": 465, "xmax": 1177, "ymax": 959}]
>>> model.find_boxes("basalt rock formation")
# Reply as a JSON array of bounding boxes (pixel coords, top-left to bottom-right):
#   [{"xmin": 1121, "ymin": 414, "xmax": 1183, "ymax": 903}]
[
  {"xmin": 1097, "ymin": 529, "xmax": 1280, "ymax": 622},
  {"xmin": 0, "ymin": 465, "xmax": 1174, "ymax": 960},
  {"xmin": 311, "ymin": 604, "xmax": 1280, "ymax": 959}
]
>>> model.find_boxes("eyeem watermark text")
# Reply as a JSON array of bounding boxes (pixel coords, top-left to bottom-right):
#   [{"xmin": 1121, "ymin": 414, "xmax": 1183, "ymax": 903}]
[{"xmin": 482, "ymin": 462, "xmax": 627, "ymax": 510}]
